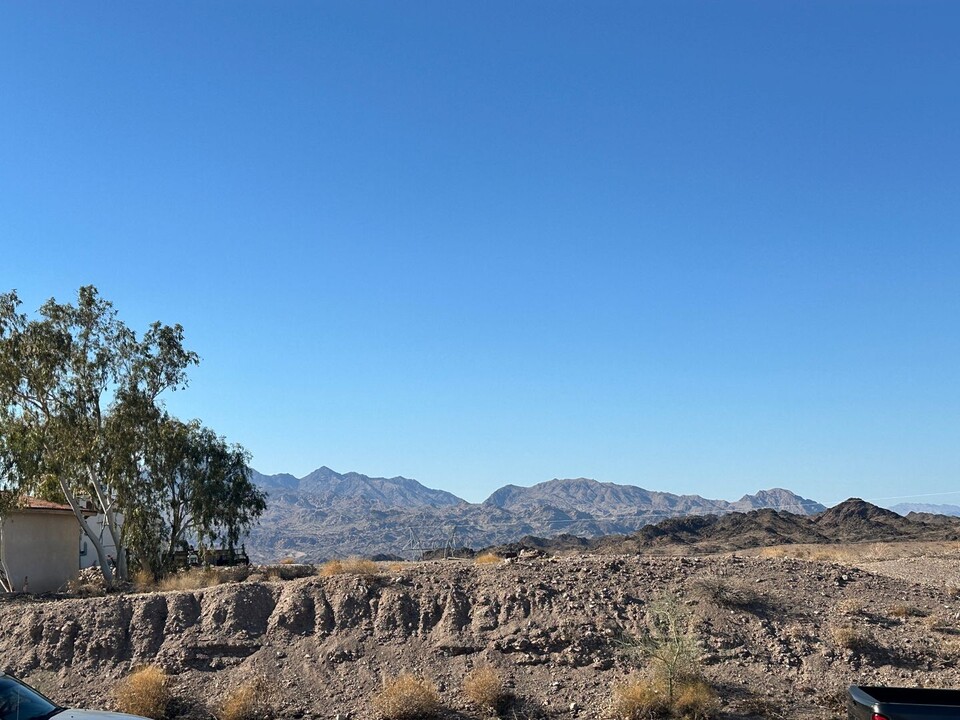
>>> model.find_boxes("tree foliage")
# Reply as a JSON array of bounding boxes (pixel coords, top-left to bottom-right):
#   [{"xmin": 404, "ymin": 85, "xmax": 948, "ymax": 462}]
[
  {"xmin": 139, "ymin": 415, "xmax": 265, "ymax": 573},
  {"xmin": 0, "ymin": 286, "xmax": 266, "ymax": 586}
]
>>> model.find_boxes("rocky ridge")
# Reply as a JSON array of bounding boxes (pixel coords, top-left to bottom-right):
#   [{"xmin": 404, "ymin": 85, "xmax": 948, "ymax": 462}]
[{"xmin": 491, "ymin": 499, "xmax": 960, "ymax": 556}]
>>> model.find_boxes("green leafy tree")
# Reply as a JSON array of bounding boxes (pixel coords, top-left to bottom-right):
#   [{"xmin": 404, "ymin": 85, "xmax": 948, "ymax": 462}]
[
  {"xmin": 0, "ymin": 286, "xmax": 264, "ymax": 586},
  {"xmin": 138, "ymin": 415, "xmax": 265, "ymax": 573}
]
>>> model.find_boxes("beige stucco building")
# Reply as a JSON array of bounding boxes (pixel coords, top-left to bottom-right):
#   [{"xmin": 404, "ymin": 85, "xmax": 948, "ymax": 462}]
[{"xmin": 0, "ymin": 498, "xmax": 84, "ymax": 593}]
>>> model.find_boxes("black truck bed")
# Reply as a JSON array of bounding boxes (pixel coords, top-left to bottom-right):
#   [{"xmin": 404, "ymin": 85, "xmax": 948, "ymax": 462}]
[{"xmin": 849, "ymin": 686, "xmax": 960, "ymax": 720}]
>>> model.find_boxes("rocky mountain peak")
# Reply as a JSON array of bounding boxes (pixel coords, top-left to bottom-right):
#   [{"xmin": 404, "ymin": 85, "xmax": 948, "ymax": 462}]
[
  {"xmin": 732, "ymin": 488, "xmax": 826, "ymax": 514},
  {"xmin": 251, "ymin": 466, "xmax": 464, "ymax": 509}
]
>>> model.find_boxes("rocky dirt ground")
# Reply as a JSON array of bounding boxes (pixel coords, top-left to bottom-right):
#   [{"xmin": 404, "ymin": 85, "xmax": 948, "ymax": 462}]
[{"xmin": 3, "ymin": 543, "xmax": 960, "ymax": 720}]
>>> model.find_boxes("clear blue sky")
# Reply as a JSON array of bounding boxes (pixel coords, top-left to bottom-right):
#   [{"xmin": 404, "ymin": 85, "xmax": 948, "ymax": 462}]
[{"xmin": 2, "ymin": 2, "xmax": 958, "ymax": 506}]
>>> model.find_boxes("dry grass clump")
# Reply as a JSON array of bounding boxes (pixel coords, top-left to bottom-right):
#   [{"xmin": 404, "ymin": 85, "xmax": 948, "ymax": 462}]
[
  {"xmin": 610, "ymin": 676, "xmax": 718, "ymax": 720},
  {"xmin": 781, "ymin": 622, "xmax": 811, "ymax": 643},
  {"xmin": 937, "ymin": 638, "xmax": 960, "ymax": 661},
  {"xmin": 372, "ymin": 673, "xmax": 441, "ymax": 720},
  {"xmin": 218, "ymin": 677, "xmax": 272, "ymax": 720},
  {"xmin": 834, "ymin": 598, "xmax": 866, "ymax": 616},
  {"xmin": 610, "ymin": 678, "xmax": 667, "ymax": 720},
  {"xmin": 141, "ymin": 565, "xmax": 252, "ymax": 592},
  {"xmin": 475, "ymin": 552, "xmax": 503, "ymax": 565},
  {"xmin": 463, "ymin": 664, "xmax": 506, "ymax": 711},
  {"xmin": 320, "ymin": 557, "xmax": 381, "ymax": 578},
  {"xmin": 830, "ymin": 624, "xmax": 875, "ymax": 653},
  {"xmin": 813, "ymin": 686, "xmax": 851, "ymax": 717},
  {"xmin": 690, "ymin": 576, "xmax": 759, "ymax": 610},
  {"xmin": 156, "ymin": 567, "xmax": 221, "ymax": 591},
  {"xmin": 132, "ymin": 568, "xmax": 156, "ymax": 592},
  {"xmin": 673, "ymin": 679, "xmax": 719, "ymax": 720},
  {"xmin": 320, "ymin": 559, "xmax": 344, "ymax": 576},
  {"xmin": 113, "ymin": 665, "xmax": 171, "ymax": 719},
  {"xmin": 739, "ymin": 696, "xmax": 786, "ymax": 720},
  {"xmin": 888, "ymin": 604, "xmax": 928, "ymax": 618}
]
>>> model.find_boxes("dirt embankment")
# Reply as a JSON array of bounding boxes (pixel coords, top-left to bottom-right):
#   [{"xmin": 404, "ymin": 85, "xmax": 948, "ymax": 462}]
[{"xmin": 2, "ymin": 553, "xmax": 960, "ymax": 719}]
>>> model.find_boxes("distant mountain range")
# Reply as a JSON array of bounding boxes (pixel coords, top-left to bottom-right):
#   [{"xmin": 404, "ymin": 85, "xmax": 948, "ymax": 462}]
[
  {"xmin": 245, "ymin": 466, "xmax": 825, "ymax": 562},
  {"xmin": 889, "ymin": 502, "xmax": 960, "ymax": 517}
]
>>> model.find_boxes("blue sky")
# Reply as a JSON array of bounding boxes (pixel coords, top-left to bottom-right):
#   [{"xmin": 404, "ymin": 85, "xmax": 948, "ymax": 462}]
[{"xmin": 2, "ymin": 2, "xmax": 958, "ymax": 506}]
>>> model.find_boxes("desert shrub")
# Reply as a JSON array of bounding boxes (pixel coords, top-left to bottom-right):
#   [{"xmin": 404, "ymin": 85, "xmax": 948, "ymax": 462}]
[
  {"xmin": 781, "ymin": 622, "xmax": 811, "ymax": 643},
  {"xmin": 610, "ymin": 678, "xmax": 668, "ymax": 720},
  {"xmin": 321, "ymin": 557, "xmax": 380, "ymax": 578},
  {"xmin": 463, "ymin": 664, "xmax": 505, "ymax": 711},
  {"xmin": 372, "ymin": 673, "xmax": 441, "ymax": 720},
  {"xmin": 818, "ymin": 686, "xmax": 850, "ymax": 716},
  {"xmin": 690, "ymin": 576, "xmax": 758, "ymax": 609},
  {"xmin": 834, "ymin": 598, "xmax": 866, "ymax": 616},
  {"xmin": 830, "ymin": 624, "xmax": 875, "ymax": 654},
  {"xmin": 672, "ymin": 679, "xmax": 719, "ymax": 720},
  {"xmin": 888, "ymin": 604, "xmax": 928, "ymax": 618},
  {"xmin": 620, "ymin": 592, "xmax": 701, "ymax": 703},
  {"xmin": 739, "ymin": 696, "xmax": 785, "ymax": 720},
  {"xmin": 113, "ymin": 665, "xmax": 171, "ymax": 720},
  {"xmin": 320, "ymin": 559, "xmax": 343, "ymax": 576},
  {"xmin": 218, "ymin": 677, "xmax": 272, "ymax": 720},
  {"xmin": 475, "ymin": 552, "xmax": 502, "ymax": 565}
]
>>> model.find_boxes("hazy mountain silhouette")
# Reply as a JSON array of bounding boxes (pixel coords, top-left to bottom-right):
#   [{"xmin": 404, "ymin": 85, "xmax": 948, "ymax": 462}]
[{"xmin": 245, "ymin": 467, "xmax": 826, "ymax": 562}]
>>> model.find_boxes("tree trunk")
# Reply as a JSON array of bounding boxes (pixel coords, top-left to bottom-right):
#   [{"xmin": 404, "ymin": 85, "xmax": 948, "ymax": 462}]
[
  {"xmin": 59, "ymin": 477, "xmax": 114, "ymax": 588},
  {"xmin": 87, "ymin": 467, "xmax": 128, "ymax": 582}
]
